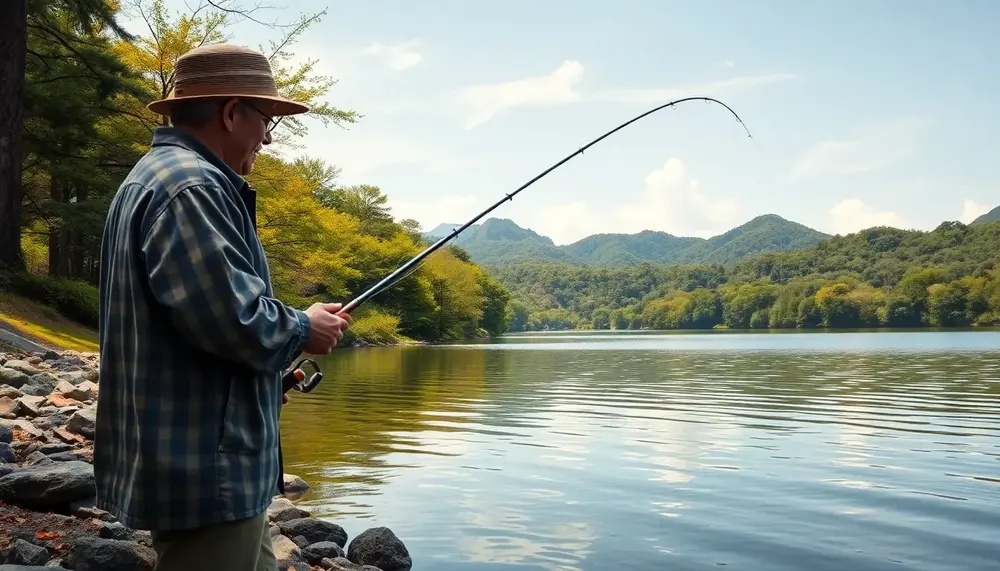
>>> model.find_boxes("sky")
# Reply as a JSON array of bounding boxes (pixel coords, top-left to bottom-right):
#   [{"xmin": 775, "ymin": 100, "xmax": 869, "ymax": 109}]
[{"xmin": 124, "ymin": 0, "xmax": 1000, "ymax": 245}]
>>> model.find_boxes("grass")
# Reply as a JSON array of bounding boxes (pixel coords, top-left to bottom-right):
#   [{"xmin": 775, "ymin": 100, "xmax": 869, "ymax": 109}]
[{"xmin": 0, "ymin": 292, "xmax": 99, "ymax": 353}]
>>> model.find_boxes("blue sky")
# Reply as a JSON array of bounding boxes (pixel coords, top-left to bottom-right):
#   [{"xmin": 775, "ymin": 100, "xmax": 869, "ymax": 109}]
[{"xmin": 126, "ymin": 0, "xmax": 999, "ymax": 244}]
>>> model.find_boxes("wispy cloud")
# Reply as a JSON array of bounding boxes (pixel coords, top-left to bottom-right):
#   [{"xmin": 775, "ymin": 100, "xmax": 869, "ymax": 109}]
[
  {"xmin": 590, "ymin": 72, "xmax": 798, "ymax": 105},
  {"xmin": 789, "ymin": 118, "xmax": 931, "ymax": 182},
  {"xmin": 457, "ymin": 60, "xmax": 585, "ymax": 129},
  {"xmin": 454, "ymin": 59, "xmax": 796, "ymax": 129},
  {"xmin": 365, "ymin": 40, "xmax": 423, "ymax": 70},
  {"xmin": 525, "ymin": 156, "xmax": 741, "ymax": 244}
]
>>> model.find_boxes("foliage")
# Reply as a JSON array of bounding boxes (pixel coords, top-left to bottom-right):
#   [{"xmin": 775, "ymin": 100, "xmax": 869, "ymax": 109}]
[
  {"xmin": 496, "ymin": 221, "xmax": 1000, "ymax": 332},
  {"xmin": 7, "ymin": 0, "xmax": 511, "ymax": 345},
  {"xmin": 443, "ymin": 214, "xmax": 831, "ymax": 268}
]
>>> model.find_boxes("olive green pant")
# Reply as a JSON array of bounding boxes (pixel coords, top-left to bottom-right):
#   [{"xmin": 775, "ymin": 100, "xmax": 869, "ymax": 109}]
[{"xmin": 150, "ymin": 512, "xmax": 277, "ymax": 571}]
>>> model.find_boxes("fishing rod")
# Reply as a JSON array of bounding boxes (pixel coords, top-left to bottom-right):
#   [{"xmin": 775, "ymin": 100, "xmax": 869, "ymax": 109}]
[{"xmin": 282, "ymin": 96, "xmax": 753, "ymax": 394}]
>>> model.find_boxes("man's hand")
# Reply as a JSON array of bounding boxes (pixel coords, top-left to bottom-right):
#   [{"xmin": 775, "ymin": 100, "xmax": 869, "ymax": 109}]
[{"xmin": 303, "ymin": 302, "xmax": 352, "ymax": 355}]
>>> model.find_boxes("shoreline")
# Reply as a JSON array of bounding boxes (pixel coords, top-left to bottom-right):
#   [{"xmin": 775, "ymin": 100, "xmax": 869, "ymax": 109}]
[{"xmin": 0, "ymin": 348, "xmax": 412, "ymax": 570}]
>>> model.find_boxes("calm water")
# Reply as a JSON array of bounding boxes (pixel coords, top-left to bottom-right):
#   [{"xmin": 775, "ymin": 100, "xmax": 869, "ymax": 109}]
[{"xmin": 278, "ymin": 330, "xmax": 1000, "ymax": 571}]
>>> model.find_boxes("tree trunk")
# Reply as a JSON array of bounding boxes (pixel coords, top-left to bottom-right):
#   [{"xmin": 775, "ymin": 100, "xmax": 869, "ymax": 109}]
[{"xmin": 0, "ymin": 0, "xmax": 28, "ymax": 272}]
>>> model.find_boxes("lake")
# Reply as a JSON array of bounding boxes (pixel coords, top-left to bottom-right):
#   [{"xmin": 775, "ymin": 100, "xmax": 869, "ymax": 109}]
[{"xmin": 278, "ymin": 330, "xmax": 1000, "ymax": 571}]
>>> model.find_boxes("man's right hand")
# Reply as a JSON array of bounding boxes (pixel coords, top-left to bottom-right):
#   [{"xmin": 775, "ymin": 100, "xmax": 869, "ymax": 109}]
[{"xmin": 303, "ymin": 302, "xmax": 352, "ymax": 354}]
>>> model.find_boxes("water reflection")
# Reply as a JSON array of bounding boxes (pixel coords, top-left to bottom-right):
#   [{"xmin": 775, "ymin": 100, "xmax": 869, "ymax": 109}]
[{"xmin": 279, "ymin": 331, "xmax": 1000, "ymax": 571}]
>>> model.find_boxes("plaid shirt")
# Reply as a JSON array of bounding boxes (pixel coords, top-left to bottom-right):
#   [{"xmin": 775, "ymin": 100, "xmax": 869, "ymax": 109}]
[{"xmin": 94, "ymin": 127, "xmax": 311, "ymax": 531}]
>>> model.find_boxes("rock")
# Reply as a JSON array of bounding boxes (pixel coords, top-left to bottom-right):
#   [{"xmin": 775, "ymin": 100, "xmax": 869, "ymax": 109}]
[
  {"xmin": 276, "ymin": 562, "xmax": 311, "ymax": 571},
  {"xmin": 2, "ymin": 361, "xmax": 40, "ymax": 376},
  {"xmin": 43, "ymin": 350, "xmax": 61, "ymax": 361},
  {"xmin": 0, "ymin": 386, "xmax": 23, "ymax": 399},
  {"xmin": 52, "ymin": 428, "xmax": 85, "ymax": 445},
  {"xmin": 269, "ymin": 525, "xmax": 281, "ymax": 538},
  {"xmin": 26, "ymin": 373, "xmax": 59, "ymax": 392},
  {"xmin": 303, "ymin": 541, "xmax": 346, "ymax": 565},
  {"xmin": 23, "ymin": 451, "xmax": 52, "ymax": 466},
  {"xmin": 270, "ymin": 534, "xmax": 304, "ymax": 563},
  {"xmin": 39, "ymin": 442, "xmax": 73, "ymax": 454},
  {"xmin": 0, "ymin": 367, "xmax": 30, "ymax": 389},
  {"xmin": 0, "ymin": 460, "xmax": 95, "ymax": 509},
  {"xmin": 97, "ymin": 522, "xmax": 134, "ymax": 541},
  {"xmin": 0, "ymin": 425, "xmax": 12, "ymax": 444},
  {"xmin": 267, "ymin": 497, "xmax": 311, "ymax": 523},
  {"xmin": 27, "ymin": 356, "xmax": 43, "ymax": 365},
  {"xmin": 52, "ymin": 380, "xmax": 91, "ymax": 403},
  {"xmin": 69, "ymin": 497, "xmax": 115, "ymax": 522},
  {"xmin": 277, "ymin": 518, "xmax": 348, "ymax": 547},
  {"xmin": 347, "ymin": 527, "xmax": 411, "ymax": 571},
  {"xmin": 291, "ymin": 535, "xmax": 311, "ymax": 549},
  {"xmin": 3, "ymin": 538, "xmax": 49, "ymax": 566},
  {"xmin": 45, "ymin": 394, "xmax": 85, "ymax": 409},
  {"xmin": 282, "ymin": 473, "xmax": 310, "ymax": 496},
  {"xmin": 0, "ymin": 442, "xmax": 14, "ymax": 463},
  {"xmin": 75, "ymin": 381, "xmax": 99, "ymax": 399},
  {"xmin": 325, "ymin": 557, "xmax": 383, "ymax": 571},
  {"xmin": 44, "ymin": 452, "xmax": 79, "ymax": 462},
  {"xmin": 64, "ymin": 538, "xmax": 156, "ymax": 571},
  {"xmin": 66, "ymin": 407, "xmax": 96, "ymax": 439},
  {"xmin": 0, "ymin": 397, "xmax": 14, "ymax": 419},
  {"xmin": 0, "ymin": 419, "xmax": 43, "ymax": 439},
  {"xmin": 13, "ymin": 395, "xmax": 45, "ymax": 418}
]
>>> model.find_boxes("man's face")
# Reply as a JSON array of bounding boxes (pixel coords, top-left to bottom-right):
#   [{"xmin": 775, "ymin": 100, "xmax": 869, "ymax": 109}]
[{"xmin": 223, "ymin": 99, "xmax": 273, "ymax": 176}]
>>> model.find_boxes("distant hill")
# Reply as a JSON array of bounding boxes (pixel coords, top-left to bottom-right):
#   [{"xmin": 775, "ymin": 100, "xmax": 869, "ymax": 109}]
[
  {"xmin": 425, "ymin": 214, "xmax": 832, "ymax": 267},
  {"xmin": 970, "ymin": 205, "xmax": 1000, "ymax": 227}
]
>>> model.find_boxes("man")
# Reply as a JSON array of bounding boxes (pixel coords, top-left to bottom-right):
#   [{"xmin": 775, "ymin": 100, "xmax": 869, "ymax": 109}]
[{"xmin": 94, "ymin": 43, "xmax": 350, "ymax": 570}]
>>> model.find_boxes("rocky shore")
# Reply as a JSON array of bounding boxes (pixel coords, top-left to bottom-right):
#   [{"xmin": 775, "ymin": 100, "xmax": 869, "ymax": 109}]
[{"xmin": 0, "ymin": 349, "xmax": 412, "ymax": 571}]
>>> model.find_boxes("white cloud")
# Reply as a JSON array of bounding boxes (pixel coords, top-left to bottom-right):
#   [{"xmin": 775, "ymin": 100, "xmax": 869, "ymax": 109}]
[
  {"xmin": 827, "ymin": 199, "xmax": 907, "ymax": 234},
  {"xmin": 616, "ymin": 157, "xmax": 741, "ymax": 237},
  {"xmin": 388, "ymin": 193, "xmax": 483, "ymax": 231},
  {"xmin": 365, "ymin": 40, "xmax": 423, "ymax": 70},
  {"xmin": 789, "ymin": 118, "xmax": 930, "ymax": 182},
  {"xmin": 457, "ymin": 60, "xmax": 585, "ymax": 129},
  {"xmin": 591, "ymin": 72, "xmax": 797, "ymax": 105},
  {"xmin": 526, "ymin": 157, "xmax": 740, "ymax": 244},
  {"xmin": 960, "ymin": 199, "xmax": 992, "ymax": 223}
]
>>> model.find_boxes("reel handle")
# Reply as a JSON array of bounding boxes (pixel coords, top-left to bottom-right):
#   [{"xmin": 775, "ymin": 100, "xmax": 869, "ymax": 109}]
[{"xmin": 281, "ymin": 358, "xmax": 324, "ymax": 394}]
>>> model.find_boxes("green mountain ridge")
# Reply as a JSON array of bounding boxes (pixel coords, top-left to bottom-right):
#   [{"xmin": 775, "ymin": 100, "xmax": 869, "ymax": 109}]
[
  {"xmin": 425, "ymin": 214, "xmax": 832, "ymax": 268},
  {"xmin": 970, "ymin": 205, "xmax": 1000, "ymax": 227}
]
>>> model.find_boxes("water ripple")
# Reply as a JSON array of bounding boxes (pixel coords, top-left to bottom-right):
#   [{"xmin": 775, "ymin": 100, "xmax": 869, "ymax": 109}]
[{"xmin": 280, "ymin": 331, "xmax": 1000, "ymax": 571}]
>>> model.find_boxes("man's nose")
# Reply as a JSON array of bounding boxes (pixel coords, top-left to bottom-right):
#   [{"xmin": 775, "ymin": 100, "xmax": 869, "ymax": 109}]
[{"xmin": 263, "ymin": 131, "xmax": 272, "ymax": 145}]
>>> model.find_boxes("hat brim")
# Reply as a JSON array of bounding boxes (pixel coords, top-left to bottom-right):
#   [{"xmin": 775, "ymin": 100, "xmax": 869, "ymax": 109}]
[{"xmin": 147, "ymin": 93, "xmax": 310, "ymax": 117}]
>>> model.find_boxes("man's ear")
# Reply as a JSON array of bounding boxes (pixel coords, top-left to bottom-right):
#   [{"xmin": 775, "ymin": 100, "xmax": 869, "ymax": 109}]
[{"xmin": 221, "ymin": 98, "xmax": 240, "ymax": 132}]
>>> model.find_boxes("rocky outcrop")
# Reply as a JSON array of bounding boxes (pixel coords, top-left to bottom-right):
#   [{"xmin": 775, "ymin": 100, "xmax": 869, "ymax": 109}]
[{"xmin": 0, "ymin": 349, "xmax": 412, "ymax": 571}]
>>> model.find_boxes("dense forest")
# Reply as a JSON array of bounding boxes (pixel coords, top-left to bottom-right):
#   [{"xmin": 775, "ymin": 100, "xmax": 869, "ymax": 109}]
[
  {"xmin": 495, "ymin": 220, "xmax": 1000, "ymax": 331},
  {"xmin": 0, "ymin": 0, "xmax": 511, "ymax": 345}
]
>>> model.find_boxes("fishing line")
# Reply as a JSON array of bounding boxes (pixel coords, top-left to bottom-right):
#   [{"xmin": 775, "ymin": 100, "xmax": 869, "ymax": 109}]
[{"xmin": 282, "ymin": 96, "xmax": 753, "ymax": 393}]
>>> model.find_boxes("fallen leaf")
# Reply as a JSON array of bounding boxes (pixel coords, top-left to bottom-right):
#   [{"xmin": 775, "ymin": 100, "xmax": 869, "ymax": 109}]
[{"xmin": 36, "ymin": 530, "xmax": 61, "ymax": 540}]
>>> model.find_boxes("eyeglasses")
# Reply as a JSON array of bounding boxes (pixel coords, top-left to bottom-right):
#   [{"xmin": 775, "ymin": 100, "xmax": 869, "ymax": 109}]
[{"xmin": 240, "ymin": 100, "xmax": 283, "ymax": 134}]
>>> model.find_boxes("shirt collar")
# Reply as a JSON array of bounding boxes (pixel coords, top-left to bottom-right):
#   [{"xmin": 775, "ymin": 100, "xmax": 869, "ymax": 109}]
[
  {"xmin": 150, "ymin": 126, "xmax": 249, "ymax": 193},
  {"xmin": 150, "ymin": 126, "xmax": 257, "ymax": 225}
]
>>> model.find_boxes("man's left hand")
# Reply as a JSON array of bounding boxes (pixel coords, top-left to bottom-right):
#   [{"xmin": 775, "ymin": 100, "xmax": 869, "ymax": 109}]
[{"xmin": 282, "ymin": 394, "xmax": 289, "ymax": 405}]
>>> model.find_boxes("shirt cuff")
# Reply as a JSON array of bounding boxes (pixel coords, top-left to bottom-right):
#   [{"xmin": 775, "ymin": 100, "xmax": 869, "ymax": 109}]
[{"xmin": 293, "ymin": 308, "xmax": 311, "ymax": 353}]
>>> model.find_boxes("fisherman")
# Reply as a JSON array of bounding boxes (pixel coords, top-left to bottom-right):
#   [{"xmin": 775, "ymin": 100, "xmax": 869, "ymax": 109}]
[{"xmin": 94, "ymin": 43, "xmax": 351, "ymax": 570}]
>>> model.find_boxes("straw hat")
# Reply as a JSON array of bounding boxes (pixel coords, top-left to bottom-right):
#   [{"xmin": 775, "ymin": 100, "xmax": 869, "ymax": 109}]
[{"xmin": 147, "ymin": 43, "xmax": 309, "ymax": 117}]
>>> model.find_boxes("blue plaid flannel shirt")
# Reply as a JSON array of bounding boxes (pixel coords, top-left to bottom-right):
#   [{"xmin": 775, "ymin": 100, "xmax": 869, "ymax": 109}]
[{"xmin": 94, "ymin": 127, "xmax": 312, "ymax": 531}]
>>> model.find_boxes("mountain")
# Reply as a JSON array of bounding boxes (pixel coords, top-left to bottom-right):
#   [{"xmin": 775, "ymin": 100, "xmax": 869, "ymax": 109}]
[
  {"xmin": 970, "ymin": 205, "xmax": 1000, "ymax": 226},
  {"xmin": 425, "ymin": 214, "xmax": 832, "ymax": 268}
]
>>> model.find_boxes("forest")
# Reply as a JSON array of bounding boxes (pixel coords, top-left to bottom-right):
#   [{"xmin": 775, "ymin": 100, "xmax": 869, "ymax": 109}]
[
  {"xmin": 0, "ymin": 0, "xmax": 512, "ymax": 345},
  {"xmin": 494, "ymin": 220, "xmax": 1000, "ymax": 331}
]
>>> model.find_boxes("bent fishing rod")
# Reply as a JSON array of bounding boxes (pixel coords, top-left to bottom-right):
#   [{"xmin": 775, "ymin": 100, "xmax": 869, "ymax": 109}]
[{"xmin": 282, "ymin": 96, "xmax": 753, "ymax": 394}]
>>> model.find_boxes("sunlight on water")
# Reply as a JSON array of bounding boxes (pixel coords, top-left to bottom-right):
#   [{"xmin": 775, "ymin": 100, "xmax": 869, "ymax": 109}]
[{"xmin": 279, "ymin": 331, "xmax": 1000, "ymax": 571}]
